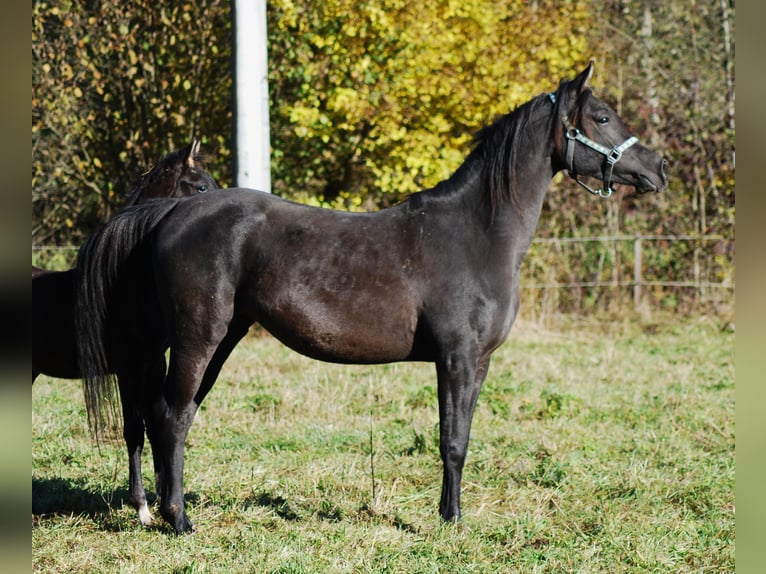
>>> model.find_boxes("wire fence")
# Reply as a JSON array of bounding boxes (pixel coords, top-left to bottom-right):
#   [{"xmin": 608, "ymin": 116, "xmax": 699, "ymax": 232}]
[
  {"xmin": 33, "ymin": 234, "xmax": 735, "ymax": 313},
  {"xmin": 520, "ymin": 234, "xmax": 734, "ymax": 315}
]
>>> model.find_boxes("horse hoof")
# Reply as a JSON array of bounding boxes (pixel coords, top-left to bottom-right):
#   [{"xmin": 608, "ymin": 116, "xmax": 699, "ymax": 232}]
[
  {"xmin": 171, "ymin": 514, "xmax": 195, "ymax": 535},
  {"xmin": 439, "ymin": 507, "xmax": 462, "ymax": 523},
  {"xmin": 160, "ymin": 502, "xmax": 195, "ymax": 535},
  {"xmin": 137, "ymin": 505, "xmax": 154, "ymax": 526},
  {"xmin": 174, "ymin": 521, "xmax": 195, "ymax": 535}
]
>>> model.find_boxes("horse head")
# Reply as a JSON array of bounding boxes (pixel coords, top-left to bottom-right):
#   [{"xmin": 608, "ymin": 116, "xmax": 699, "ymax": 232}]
[
  {"xmin": 551, "ymin": 61, "xmax": 668, "ymax": 197},
  {"xmin": 127, "ymin": 139, "xmax": 220, "ymax": 205}
]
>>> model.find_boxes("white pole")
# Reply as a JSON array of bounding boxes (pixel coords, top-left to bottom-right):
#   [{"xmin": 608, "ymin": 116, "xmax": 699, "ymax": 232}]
[{"xmin": 233, "ymin": 0, "xmax": 271, "ymax": 192}]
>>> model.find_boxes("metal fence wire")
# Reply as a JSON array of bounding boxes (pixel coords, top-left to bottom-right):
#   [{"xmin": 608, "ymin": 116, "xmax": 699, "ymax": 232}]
[
  {"xmin": 33, "ymin": 234, "xmax": 734, "ymax": 312},
  {"xmin": 520, "ymin": 235, "xmax": 734, "ymax": 312}
]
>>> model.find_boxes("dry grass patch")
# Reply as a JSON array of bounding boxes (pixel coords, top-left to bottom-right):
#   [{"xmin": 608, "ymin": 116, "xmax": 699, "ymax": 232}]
[{"xmin": 33, "ymin": 314, "xmax": 734, "ymax": 572}]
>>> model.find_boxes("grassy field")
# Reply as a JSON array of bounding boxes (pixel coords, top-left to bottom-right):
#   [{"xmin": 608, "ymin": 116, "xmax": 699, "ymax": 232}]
[{"xmin": 32, "ymin": 314, "xmax": 734, "ymax": 573}]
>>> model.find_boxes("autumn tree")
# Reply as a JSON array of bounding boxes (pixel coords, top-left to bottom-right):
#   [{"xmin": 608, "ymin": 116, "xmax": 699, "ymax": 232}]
[
  {"xmin": 32, "ymin": 0, "xmax": 233, "ymax": 246},
  {"xmin": 267, "ymin": 0, "xmax": 590, "ymax": 208}
]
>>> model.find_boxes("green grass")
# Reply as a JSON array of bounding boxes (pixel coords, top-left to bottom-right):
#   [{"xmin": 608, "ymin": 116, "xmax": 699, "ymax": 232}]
[{"xmin": 33, "ymin": 314, "xmax": 734, "ymax": 573}]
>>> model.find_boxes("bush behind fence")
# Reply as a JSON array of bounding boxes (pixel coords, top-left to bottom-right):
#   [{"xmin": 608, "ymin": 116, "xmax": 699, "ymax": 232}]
[
  {"xmin": 521, "ymin": 235, "xmax": 734, "ymax": 316},
  {"xmin": 33, "ymin": 235, "xmax": 734, "ymax": 315}
]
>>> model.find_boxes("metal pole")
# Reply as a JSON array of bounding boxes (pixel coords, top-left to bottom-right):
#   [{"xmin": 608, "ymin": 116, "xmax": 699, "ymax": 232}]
[{"xmin": 233, "ymin": 0, "xmax": 271, "ymax": 192}]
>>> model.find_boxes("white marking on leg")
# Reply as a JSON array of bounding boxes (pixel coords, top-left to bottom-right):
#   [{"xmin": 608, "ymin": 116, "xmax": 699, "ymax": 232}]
[{"xmin": 138, "ymin": 503, "xmax": 154, "ymax": 526}]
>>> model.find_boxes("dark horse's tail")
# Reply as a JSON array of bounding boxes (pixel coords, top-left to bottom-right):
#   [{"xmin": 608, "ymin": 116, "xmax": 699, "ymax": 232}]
[{"xmin": 74, "ymin": 198, "xmax": 180, "ymax": 440}]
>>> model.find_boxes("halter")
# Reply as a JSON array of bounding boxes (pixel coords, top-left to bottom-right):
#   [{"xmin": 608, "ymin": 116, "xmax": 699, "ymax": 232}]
[{"xmin": 548, "ymin": 92, "xmax": 638, "ymax": 198}]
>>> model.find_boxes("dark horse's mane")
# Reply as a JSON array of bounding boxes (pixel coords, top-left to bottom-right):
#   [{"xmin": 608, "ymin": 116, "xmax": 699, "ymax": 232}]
[
  {"xmin": 445, "ymin": 75, "xmax": 583, "ymax": 218},
  {"xmin": 123, "ymin": 146, "xmax": 206, "ymax": 207}
]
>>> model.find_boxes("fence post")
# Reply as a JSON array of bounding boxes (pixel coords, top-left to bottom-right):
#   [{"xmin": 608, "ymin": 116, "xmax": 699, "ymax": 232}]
[
  {"xmin": 633, "ymin": 235, "xmax": 642, "ymax": 307},
  {"xmin": 693, "ymin": 238, "xmax": 702, "ymax": 304}
]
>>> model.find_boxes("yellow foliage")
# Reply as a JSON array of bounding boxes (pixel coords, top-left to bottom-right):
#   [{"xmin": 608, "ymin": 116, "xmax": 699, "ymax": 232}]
[{"xmin": 268, "ymin": 0, "xmax": 590, "ymax": 205}]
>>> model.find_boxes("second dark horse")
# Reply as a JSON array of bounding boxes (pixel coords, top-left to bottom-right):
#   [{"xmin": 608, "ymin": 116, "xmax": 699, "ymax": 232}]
[{"xmin": 33, "ymin": 139, "xmax": 219, "ymax": 525}]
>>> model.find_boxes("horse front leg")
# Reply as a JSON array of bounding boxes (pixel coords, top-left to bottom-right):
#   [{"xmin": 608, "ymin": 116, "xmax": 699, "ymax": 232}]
[{"xmin": 436, "ymin": 354, "xmax": 490, "ymax": 522}]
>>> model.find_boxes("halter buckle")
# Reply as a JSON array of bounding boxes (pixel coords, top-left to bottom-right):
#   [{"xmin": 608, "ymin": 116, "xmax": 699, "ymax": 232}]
[{"xmin": 607, "ymin": 147, "xmax": 623, "ymax": 165}]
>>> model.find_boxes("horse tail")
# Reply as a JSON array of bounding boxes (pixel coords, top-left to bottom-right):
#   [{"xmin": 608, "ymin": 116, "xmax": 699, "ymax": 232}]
[{"xmin": 74, "ymin": 198, "xmax": 180, "ymax": 440}]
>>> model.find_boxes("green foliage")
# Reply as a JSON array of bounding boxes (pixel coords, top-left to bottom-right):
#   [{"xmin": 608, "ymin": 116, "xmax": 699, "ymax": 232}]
[{"xmin": 32, "ymin": 246, "xmax": 77, "ymax": 270}]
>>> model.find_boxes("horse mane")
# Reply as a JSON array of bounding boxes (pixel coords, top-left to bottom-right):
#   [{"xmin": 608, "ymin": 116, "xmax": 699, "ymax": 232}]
[{"xmin": 466, "ymin": 76, "xmax": 583, "ymax": 218}]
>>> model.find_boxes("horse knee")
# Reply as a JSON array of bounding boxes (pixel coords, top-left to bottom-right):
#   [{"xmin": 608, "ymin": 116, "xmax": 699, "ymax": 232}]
[{"xmin": 440, "ymin": 441, "xmax": 467, "ymax": 470}]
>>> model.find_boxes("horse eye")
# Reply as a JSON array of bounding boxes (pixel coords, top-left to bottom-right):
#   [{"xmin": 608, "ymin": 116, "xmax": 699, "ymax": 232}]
[
  {"xmin": 197, "ymin": 185, "xmax": 207, "ymax": 193},
  {"xmin": 597, "ymin": 115, "xmax": 609, "ymax": 125}
]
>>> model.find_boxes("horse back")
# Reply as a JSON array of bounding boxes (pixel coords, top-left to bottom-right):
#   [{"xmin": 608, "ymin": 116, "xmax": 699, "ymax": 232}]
[{"xmin": 151, "ymin": 190, "xmax": 437, "ymax": 362}]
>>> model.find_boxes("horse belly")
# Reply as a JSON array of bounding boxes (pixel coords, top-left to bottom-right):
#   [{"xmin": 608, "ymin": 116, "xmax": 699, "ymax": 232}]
[{"xmin": 255, "ymin": 290, "xmax": 418, "ymax": 364}]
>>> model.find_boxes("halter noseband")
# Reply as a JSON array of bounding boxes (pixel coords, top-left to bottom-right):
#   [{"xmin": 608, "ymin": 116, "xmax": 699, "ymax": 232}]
[{"xmin": 548, "ymin": 92, "xmax": 638, "ymax": 198}]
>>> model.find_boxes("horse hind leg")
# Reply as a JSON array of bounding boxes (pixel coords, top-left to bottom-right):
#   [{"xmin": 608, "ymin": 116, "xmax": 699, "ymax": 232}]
[
  {"xmin": 136, "ymin": 357, "xmax": 168, "ymax": 512},
  {"xmin": 193, "ymin": 317, "xmax": 251, "ymax": 406},
  {"xmin": 153, "ymin": 319, "xmax": 236, "ymax": 534},
  {"xmin": 147, "ymin": 271, "xmax": 249, "ymax": 534},
  {"xmin": 119, "ymin": 398, "xmax": 152, "ymax": 524},
  {"xmin": 150, "ymin": 366, "xmax": 201, "ymax": 534},
  {"xmin": 124, "ymin": 414, "xmax": 153, "ymax": 525},
  {"xmin": 119, "ymin": 358, "xmax": 166, "ymax": 526},
  {"xmin": 154, "ymin": 317, "xmax": 250, "ymax": 535}
]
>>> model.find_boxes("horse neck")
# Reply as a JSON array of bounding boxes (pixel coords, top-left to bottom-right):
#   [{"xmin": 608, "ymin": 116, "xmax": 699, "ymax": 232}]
[
  {"xmin": 428, "ymin": 112, "xmax": 556, "ymax": 284},
  {"xmin": 455, "ymin": 127, "xmax": 555, "ymax": 247},
  {"xmin": 494, "ymin": 154, "xmax": 554, "ymax": 243}
]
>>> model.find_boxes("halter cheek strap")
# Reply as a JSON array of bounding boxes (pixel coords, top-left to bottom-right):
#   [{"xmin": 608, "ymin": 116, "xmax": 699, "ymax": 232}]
[{"xmin": 548, "ymin": 92, "xmax": 639, "ymax": 198}]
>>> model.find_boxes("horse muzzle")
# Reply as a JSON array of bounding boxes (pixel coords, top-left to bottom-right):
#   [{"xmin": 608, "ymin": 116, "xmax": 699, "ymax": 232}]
[{"xmin": 634, "ymin": 157, "xmax": 669, "ymax": 194}]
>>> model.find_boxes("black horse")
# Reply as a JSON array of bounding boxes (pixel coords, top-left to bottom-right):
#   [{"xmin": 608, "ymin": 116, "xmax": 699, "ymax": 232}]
[
  {"xmin": 33, "ymin": 139, "xmax": 219, "ymax": 525},
  {"xmin": 74, "ymin": 63, "xmax": 667, "ymax": 534}
]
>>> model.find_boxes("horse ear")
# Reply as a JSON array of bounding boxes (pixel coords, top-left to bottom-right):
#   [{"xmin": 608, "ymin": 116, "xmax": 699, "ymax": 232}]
[
  {"xmin": 570, "ymin": 60, "xmax": 595, "ymax": 95},
  {"xmin": 186, "ymin": 138, "xmax": 201, "ymax": 168}
]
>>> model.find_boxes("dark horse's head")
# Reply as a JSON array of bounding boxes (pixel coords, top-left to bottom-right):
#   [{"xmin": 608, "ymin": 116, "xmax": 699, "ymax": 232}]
[
  {"xmin": 550, "ymin": 61, "xmax": 668, "ymax": 196},
  {"xmin": 124, "ymin": 138, "xmax": 220, "ymax": 206}
]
